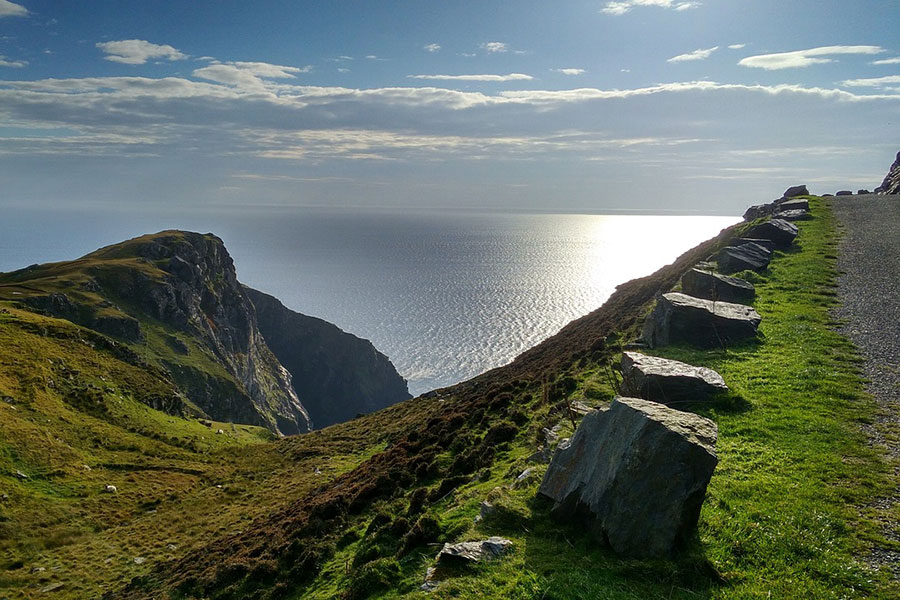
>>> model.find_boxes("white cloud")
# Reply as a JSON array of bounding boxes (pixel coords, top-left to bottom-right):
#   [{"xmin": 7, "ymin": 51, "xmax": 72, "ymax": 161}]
[
  {"xmin": 728, "ymin": 44, "xmax": 746, "ymax": 50},
  {"xmin": 739, "ymin": 45, "xmax": 884, "ymax": 70},
  {"xmin": 0, "ymin": 55, "xmax": 27, "ymax": 68},
  {"xmin": 872, "ymin": 57, "xmax": 900, "ymax": 65},
  {"xmin": 96, "ymin": 39, "xmax": 188, "ymax": 65},
  {"xmin": 337, "ymin": 68, "xmax": 350, "ymax": 73},
  {"xmin": 481, "ymin": 42, "xmax": 508, "ymax": 53},
  {"xmin": 193, "ymin": 61, "xmax": 311, "ymax": 89},
  {"xmin": 424, "ymin": 44, "xmax": 441, "ymax": 53},
  {"xmin": 0, "ymin": 0, "xmax": 27, "ymax": 18},
  {"xmin": 553, "ymin": 68, "xmax": 585, "ymax": 75},
  {"xmin": 602, "ymin": 0, "xmax": 699, "ymax": 15},
  {"xmin": 407, "ymin": 73, "xmax": 534, "ymax": 82},
  {"xmin": 668, "ymin": 46, "xmax": 719, "ymax": 63},
  {"xmin": 841, "ymin": 75, "xmax": 900, "ymax": 88}
]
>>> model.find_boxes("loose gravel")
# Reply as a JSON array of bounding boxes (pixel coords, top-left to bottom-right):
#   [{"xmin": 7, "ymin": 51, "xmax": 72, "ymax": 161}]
[{"xmin": 831, "ymin": 194, "xmax": 900, "ymax": 577}]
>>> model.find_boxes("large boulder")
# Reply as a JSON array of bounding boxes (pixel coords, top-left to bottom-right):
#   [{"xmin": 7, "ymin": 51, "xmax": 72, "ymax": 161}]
[
  {"xmin": 620, "ymin": 352, "xmax": 727, "ymax": 403},
  {"xmin": 642, "ymin": 292, "xmax": 761, "ymax": 348},
  {"xmin": 681, "ymin": 267, "xmax": 755, "ymax": 303},
  {"xmin": 717, "ymin": 242, "xmax": 772, "ymax": 274},
  {"xmin": 743, "ymin": 203, "xmax": 775, "ymax": 221},
  {"xmin": 538, "ymin": 397, "xmax": 718, "ymax": 557},
  {"xmin": 745, "ymin": 218, "xmax": 798, "ymax": 249},
  {"xmin": 875, "ymin": 151, "xmax": 900, "ymax": 194},
  {"xmin": 782, "ymin": 185, "xmax": 809, "ymax": 198},
  {"xmin": 836, "ymin": 190, "xmax": 853, "ymax": 196}
]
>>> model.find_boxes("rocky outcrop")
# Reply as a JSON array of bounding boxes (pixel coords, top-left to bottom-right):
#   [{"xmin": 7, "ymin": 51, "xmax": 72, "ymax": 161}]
[
  {"xmin": 22, "ymin": 293, "xmax": 144, "ymax": 342},
  {"xmin": 875, "ymin": 151, "xmax": 900, "ymax": 195},
  {"xmin": 538, "ymin": 397, "xmax": 718, "ymax": 557},
  {"xmin": 717, "ymin": 242, "xmax": 772, "ymax": 274},
  {"xmin": 642, "ymin": 292, "xmax": 761, "ymax": 348},
  {"xmin": 746, "ymin": 218, "xmax": 798, "ymax": 249},
  {"xmin": 621, "ymin": 352, "xmax": 727, "ymax": 403},
  {"xmin": 245, "ymin": 287, "xmax": 410, "ymax": 428},
  {"xmin": 84, "ymin": 232, "xmax": 312, "ymax": 435}
]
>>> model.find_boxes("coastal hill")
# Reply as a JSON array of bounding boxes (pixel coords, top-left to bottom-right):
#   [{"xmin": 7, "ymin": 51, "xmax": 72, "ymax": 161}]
[
  {"xmin": 1, "ymin": 188, "xmax": 897, "ymax": 599},
  {"xmin": 0, "ymin": 230, "xmax": 409, "ymax": 434}
]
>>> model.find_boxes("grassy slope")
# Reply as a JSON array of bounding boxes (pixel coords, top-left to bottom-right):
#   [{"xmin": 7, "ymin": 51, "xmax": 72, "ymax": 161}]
[
  {"xmin": 0, "ymin": 305, "xmax": 397, "ymax": 599},
  {"xmin": 2, "ymin": 199, "xmax": 896, "ymax": 599},
  {"xmin": 0, "ymin": 234, "xmax": 251, "ymax": 418},
  {"xmin": 290, "ymin": 197, "xmax": 898, "ymax": 599}
]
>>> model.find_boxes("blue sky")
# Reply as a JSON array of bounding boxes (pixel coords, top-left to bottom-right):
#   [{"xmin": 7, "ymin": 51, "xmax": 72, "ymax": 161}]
[{"xmin": 1, "ymin": 0, "xmax": 898, "ymax": 214}]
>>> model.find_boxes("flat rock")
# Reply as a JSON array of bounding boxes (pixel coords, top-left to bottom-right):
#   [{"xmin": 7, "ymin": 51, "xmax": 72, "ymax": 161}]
[
  {"xmin": 681, "ymin": 267, "xmax": 755, "ymax": 303},
  {"xmin": 776, "ymin": 198, "xmax": 809, "ymax": 212},
  {"xmin": 642, "ymin": 292, "xmax": 761, "ymax": 348},
  {"xmin": 745, "ymin": 218, "xmax": 798, "ymax": 249},
  {"xmin": 836, "ymin": 190, "xmax": 853, "ymax": 196},
  {"xmin": 436, "ymin": 537, "xmax": 513, "ymax": 564},
  {"xmin": 717, "ymin": 242, "xmax": 772, "ymax": 274},
  {"xmin": 538, "ymin": 397, "xmax": 718, "ymax": 557},
  {"xmin": 857, "ymin": 189, "xmax": 871, "ymax": 195},
  {"xmin": 621, "ymin": 352, "xmax": 727, "ymax": 404},
  {"xmin": 734, "ymin": 237, "xmax": 777, "ymax": 252},
  {"xmin": 777, "ymin": 209, "xmax": 812, "ymax": 221}
]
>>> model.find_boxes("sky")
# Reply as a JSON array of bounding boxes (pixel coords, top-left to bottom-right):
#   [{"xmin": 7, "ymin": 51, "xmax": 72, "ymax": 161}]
[{"xmin": 1, "ymin": 0, "xmax": 899, "ymax": 215}]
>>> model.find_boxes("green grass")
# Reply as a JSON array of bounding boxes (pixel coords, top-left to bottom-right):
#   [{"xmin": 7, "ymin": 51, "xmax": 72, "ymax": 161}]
[
  {"xmin": 0, "ymin": 304, "xmax": 389, "ymax": 599},
  {"xmin": 290, "ymin": 197, "xmax": 897, "ymax": 600},
  {"xmin": 1, "ymin": 201, "xmax": 896, "ymax": 599}
]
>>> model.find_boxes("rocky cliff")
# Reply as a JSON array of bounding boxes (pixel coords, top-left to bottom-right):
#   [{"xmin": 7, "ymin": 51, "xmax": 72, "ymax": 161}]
[
  {"xmin": 0, "ymin": 231, "xmax": 313, "ymax": 434},
  {"xmin": 246, "ymin": 287, "xmax": 410, "ymax": 428},
  {"xmin": 0, "ymin": 230, "xmax": 413, "ymax": 435},
  {"xmin": 90, "ymin": 231, "xmax": 312, "ymax": 434},
  {"xmin": 875, "ymin": 150, "xmax": 900, "ymax": 195}
]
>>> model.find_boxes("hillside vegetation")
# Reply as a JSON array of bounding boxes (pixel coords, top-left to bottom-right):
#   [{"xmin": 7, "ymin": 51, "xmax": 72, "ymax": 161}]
[{"xmin": 1, "ymin": 199, "xmax": 896, "ymax": 599}]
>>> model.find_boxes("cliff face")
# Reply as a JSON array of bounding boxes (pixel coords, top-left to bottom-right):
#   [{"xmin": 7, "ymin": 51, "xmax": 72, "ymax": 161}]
[
  {"xmin": 245, "ymin": 287, "xmax": 411, "ymax": 428},
  {"xmin": 0, "ymin": 231, "xmax": 311, "ymax": 435},
  {"xmin": 875, "ymin": 151, "xmax": 900, "ymax": 195},
  {"xmin": 92, "ymin": 232, "xmax": 312, "ymax": 434}
]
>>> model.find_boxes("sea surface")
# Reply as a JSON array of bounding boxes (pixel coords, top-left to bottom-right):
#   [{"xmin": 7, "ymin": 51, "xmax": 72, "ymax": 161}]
[{"xmin": 0, "ymin": 207, "xmax": 738, "ymax": 396}]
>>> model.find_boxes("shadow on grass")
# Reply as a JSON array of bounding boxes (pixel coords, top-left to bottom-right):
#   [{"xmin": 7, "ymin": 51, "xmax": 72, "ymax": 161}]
[{"xmin": 514, "ymin": 496, "xmax": 725, "ymax": 600}]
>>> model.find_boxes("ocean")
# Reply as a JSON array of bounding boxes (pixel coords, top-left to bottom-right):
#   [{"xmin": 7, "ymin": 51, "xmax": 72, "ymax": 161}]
[{"xmin": 0, "ymin": 206, "xmax": 738, "ymax": 396}]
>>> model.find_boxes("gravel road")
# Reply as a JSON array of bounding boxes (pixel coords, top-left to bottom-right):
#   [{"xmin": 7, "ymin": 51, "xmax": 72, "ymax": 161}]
[{"xmin": 831, "ymin": 194, "xmax": 900, "ymax": 577}]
